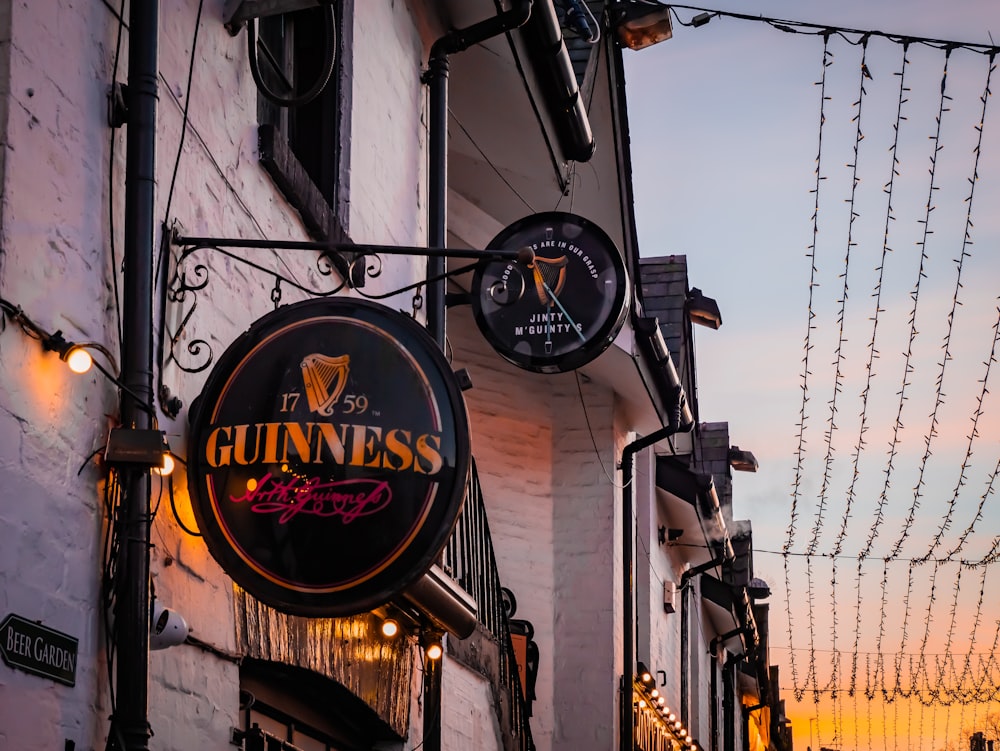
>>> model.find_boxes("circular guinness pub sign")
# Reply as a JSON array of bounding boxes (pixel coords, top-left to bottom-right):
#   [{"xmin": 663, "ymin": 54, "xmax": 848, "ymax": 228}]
[{"xmin": 187, "ymin": 298, "xmax": 471, "ymax": 617}]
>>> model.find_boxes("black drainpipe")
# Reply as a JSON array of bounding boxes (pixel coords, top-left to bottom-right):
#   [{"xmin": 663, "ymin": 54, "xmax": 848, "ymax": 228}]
[
  {"xmin": 424, "ymin": 1, "xmax": 534, "ymax": 349},
  {"xmin": 709, "ymin": 628, "xmax": 745, "ymax": 751},
  {"xmin": 619, "ymin": 394, "xmax": 694, "ymax": 751},
  {"xmin": 423, "ymin": 11, "xmax": 534, "ymax": 748},
  {"xmin": 679, "ymin": 550, "xmax": 734, "ymax": 732},
  {"xmin": 723, "ymin": 652, "xmax": 745, "ymax": 751},
  {"xmin": 115, "ymin": 0, "xmax": 158, "ymax": 749},
  {"xmin": 710, "ymin": 644, "xmax": 719, "ymax": 751}
]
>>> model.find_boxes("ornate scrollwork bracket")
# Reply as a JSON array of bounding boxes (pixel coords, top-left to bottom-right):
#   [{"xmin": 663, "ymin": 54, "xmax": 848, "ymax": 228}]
[{"xmin": 157, "ymin": 225, "xmax": 526, "ymax": 418}]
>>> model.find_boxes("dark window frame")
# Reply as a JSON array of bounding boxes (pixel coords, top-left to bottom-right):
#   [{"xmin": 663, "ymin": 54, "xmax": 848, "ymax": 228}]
[{"xmin": 255, "ymin": 0, "xmax": 353, "ymax": 246}]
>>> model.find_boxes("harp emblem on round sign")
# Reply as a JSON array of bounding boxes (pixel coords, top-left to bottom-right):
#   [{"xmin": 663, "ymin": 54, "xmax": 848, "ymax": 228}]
[
  {"xmin": 300, "ymin": 353, "xmax": 350, "ymax": 416},
  {"xmin": 530, "ymin": 256, "xmax": 568, "ymax": 306},
  {"xmin": 471, "ymin": 212, "xmax": 630, "ymax": 374}
]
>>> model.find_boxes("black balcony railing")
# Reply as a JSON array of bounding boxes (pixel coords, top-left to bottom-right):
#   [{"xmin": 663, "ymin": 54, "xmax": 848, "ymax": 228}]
[{"xmin": 442, "ymin": 459, "xmax": 536, "ymax": 751}]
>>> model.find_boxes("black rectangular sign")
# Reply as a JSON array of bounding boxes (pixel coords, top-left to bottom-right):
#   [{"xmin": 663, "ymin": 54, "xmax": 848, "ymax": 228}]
[{"xmin": 0, "ymin": 613, "xmax": 77, "ymax": 686}]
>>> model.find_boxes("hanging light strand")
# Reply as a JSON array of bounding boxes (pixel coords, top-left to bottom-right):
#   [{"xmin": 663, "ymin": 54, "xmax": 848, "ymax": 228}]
[
  {"xmin": 786, "ymin": 33, "xmax": 834, "ymax": 703},
  {"xmin": 887, "ymin": 48, "xmax": 955, "ymax": 561}
]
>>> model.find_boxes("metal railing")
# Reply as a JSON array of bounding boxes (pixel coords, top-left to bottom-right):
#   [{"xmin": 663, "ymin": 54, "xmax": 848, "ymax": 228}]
[
  {"xmin": 442, "ymin": 458, "xmax": 535, "ymax": 751},
  {"xmin": 232, "ymin": 725, "xmax": 304, "ymax": 751}
]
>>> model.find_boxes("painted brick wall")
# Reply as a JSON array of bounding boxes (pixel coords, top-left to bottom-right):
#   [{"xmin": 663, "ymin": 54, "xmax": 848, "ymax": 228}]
[
  {"xmin": 448, "ymin": 309, "xmax": 557, "ymax": 751},
  {"xmin": 0, "ymin": 0, "xmax": 444, "ymax": 748},
  {"xmin": 441, "ymin": 658, "xmax": 504, "ymax": 750},
  {"xmin": 551, "ymin": 374, "xmax": 622, "ymax": 751},
  {"xmin": 449, "ymin": 307, "xmax": 632, "ymax": 751}
]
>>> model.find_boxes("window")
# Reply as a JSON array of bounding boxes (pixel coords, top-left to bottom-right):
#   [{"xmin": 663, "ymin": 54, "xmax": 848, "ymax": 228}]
[{"xmin": 253, "ymin": 1, "xmax": 350, "ymax": 242}]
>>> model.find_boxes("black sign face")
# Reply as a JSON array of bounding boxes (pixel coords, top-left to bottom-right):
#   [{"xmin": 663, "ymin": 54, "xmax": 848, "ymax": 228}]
[
  {"xmin": 471, "ymin": 212, "xmax": 630, "ymax": 373},
  {"xmin": 187, "ymin": 298, "xmax": 470, "ymax": 617},
  {"xmin": 0, "ymin": 614, "xmax": 78, "ymax": 686}
]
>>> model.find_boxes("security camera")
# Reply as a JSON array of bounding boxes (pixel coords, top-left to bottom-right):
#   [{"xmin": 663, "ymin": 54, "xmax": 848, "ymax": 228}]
[{"xmin": 150, "ymin": 599, "xmax": 189, "ymax": 650}]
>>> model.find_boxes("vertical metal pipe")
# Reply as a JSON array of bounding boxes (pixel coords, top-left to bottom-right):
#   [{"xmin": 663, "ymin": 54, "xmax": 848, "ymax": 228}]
[
  {"xmin": 681, "ymin": 578, "xmax": 689, "ymax": 727},
  {"xmin": 425, "ymin": 52, "xmax": 449, "ymax": 349},
  {"xmin": 723, "ymin": 653, "xmax": 743, "ymax": 751},
  {"xmin": 424, "ymin": 0, "xmax": 533, "ymax": 351},
  {"xmin": 115, "ymin": 0, "xmax": 158, "ymax": 748},
  {"xmin": 422, "ymin": 652, "xmax": 442, "ymax": 751},
  {"xmin": 620, "ymin": 424, "xmax": 679, "ymax": 751},
  {"xmin": 710, "ymin": 647, "xmax": 719, "ymax": 751},
  {"xmin": 620, "ymin": 449, "xmax": 634, "ymax": 751}
]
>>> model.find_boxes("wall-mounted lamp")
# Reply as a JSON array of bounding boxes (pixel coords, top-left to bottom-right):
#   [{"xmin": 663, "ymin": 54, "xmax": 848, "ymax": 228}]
[
  {"xmin": 686, "ymin": 288, "xmax": 722, "ymax": 329},
  {"xmin": 421, "ymin": 631, "xmax": 443, "ymax": 660},
  {"xmin": 613, "ymin": 1, "xmax": 673, "ymax": 50},
  {"xmin": 381, "ymin": 618, "xmax": 400, "ymax": 638},
  {"xmin": 728, "ymin": 446, "xmax": 758, "ymax": 473},
  {"xmin": 747, "ymin": 577, "xmax": 771, "ymax": 600}
]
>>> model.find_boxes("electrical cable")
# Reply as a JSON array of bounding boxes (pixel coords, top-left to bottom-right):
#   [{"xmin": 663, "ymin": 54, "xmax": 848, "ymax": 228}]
[
  {"xmin": 450, "ymin": 108, "xmax": 536, "ymax": 213},
  {"xmin": 245, "ymin": 7, "xmax": 337, "ymax": 108},
  {"xmin": 667, "ymin": 4, "xmax": 1000, "ymax": 55},
  {"xmin": 159, "ymin": 0, "xmax": 205, "ymax": 257}
]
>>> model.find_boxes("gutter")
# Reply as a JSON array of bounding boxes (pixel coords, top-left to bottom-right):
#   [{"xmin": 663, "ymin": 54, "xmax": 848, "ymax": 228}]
[
  {"xmin": 518, "ymin": 0, "xmax": 596, "ymax": 162},
  {"xmin": 633, "ymin": 315, "xmax": 695, "ymax": 432}
]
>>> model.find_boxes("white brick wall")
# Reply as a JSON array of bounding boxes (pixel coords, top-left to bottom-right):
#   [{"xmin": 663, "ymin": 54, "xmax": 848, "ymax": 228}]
[
  {"xmin": 441, "ymin": 657, "xmax": 503, "ymax": 750},
  {"xmin": 0, "ymin": 0, "xmax": 445, "ymax": 748},
  {"xmin": 449, "ymin": 308, "xmax": 632, "ymax": 751}
]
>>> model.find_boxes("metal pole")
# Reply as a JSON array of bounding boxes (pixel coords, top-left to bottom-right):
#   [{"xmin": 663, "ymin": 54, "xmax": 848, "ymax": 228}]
[
  {"xmin": 424, "ymin": 0, "xmax": 533, "ymax": 351},
  {"xmin": 422, "ymin": 652, "xmax": 442, "ymax": 751},
  {"xmin": 425, "ymin": 49, "xmax": 449, "ymax": 349},
  {"xmin": 620, "ymin": 423, "xmax": 681, "ymax": 751},
  {"xmin": 115, "ymin": 0, "xmax": 158, "ymax": 748}
]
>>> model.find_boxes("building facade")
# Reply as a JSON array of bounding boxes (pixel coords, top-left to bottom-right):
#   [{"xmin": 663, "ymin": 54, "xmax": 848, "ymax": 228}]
[{"xmin": 0, "ymin": 1, "xmax": 788, "ymax": 750}]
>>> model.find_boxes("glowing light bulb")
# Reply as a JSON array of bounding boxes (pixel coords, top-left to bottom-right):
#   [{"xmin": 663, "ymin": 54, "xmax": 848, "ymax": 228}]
[
  {"xmin": 154, "ymin": 453, "xmax": 175, "ymax": 476},
  {"xmin": 381, "ymin": 619, "xmax": 399, "ymax": 638},
  {"xmin": 425, "ymin": 642, "xmax": 443, "ymax": 660},
  {"xmin": 65, "ymin": 347, "xmax": 93, "ymax": 374}
]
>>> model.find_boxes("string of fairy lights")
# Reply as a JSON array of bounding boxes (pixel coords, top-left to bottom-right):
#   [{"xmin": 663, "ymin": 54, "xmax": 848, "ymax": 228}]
[{"xmin": 663, "ymin": 4, "xmax": 1000, "ymax": 748}]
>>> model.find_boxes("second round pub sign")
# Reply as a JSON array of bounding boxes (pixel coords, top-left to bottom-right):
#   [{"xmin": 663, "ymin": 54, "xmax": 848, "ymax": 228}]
[{"xmin": 187, "ymin": 298, "xmax": 471, "ymax": 617}]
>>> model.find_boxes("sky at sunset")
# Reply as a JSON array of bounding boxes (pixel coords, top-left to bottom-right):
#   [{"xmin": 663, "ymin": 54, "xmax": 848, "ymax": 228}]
[{"xmin": 625, "ymin": 2, "xmax": 1000, "ymax": 749}]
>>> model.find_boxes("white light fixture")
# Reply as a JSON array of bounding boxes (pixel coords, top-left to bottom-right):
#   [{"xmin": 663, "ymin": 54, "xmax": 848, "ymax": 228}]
[{"xmin": 150, "ymin": 599, "xmax": 189, "ymax": 650}]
